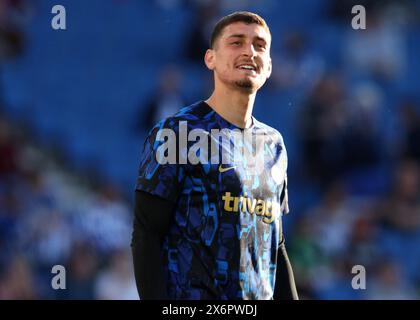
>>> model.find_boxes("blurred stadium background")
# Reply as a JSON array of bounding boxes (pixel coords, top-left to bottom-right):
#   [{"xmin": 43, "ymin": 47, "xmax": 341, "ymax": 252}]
[{"xmin": 0, "ymin": 0, "xmax": 419, "ymax": 299}]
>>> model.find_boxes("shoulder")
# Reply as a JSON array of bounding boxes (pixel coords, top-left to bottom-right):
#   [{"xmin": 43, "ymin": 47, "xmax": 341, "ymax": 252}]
[
  {"xmin": 149, "ymin": 101, "xmax": 211, "ymax": 134},
  {"xmin": 253, "ymin": 118, "xmax": 286, "ymax": 146}
]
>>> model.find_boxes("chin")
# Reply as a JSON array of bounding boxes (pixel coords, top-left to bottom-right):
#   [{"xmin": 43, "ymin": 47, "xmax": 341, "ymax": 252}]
[{"xmin": 234, "ymin": 79, "xmax": 259, "ymax": 92}]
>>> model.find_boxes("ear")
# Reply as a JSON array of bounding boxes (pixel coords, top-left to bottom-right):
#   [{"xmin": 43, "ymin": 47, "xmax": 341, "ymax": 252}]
[
  {"xmin": 204, "ymin": 49, "xmax": 215, "ymax": 70},
  {"xmin": 266, "ymin": 58, "xmax": 272, "ymax": 79}
]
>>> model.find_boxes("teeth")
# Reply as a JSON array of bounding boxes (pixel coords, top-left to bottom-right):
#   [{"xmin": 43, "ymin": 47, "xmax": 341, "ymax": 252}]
[{"xmin": 239, "ymin": 65, "xmax": 255, "ymax": 70}]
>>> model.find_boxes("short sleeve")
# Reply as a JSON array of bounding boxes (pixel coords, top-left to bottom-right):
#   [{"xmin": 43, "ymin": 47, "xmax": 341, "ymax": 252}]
[{"xmin": 135, "ymin": 119, "xmax": 183, "ymax": 203}]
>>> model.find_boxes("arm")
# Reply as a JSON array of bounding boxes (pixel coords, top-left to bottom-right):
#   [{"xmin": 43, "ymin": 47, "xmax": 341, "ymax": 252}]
[
  {"xmin": 131, "ymin": 190, "xmax": 176, "ymax": 300},
  {"xmin": 274, "ymin": 235, "xmax": 299, "ymax": 300}
]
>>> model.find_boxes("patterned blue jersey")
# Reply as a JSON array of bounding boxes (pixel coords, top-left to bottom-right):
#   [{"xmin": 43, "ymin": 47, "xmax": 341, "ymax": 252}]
[{"xmin": 136, "ymin": 101, "xmax": 289, "ymax": 300}]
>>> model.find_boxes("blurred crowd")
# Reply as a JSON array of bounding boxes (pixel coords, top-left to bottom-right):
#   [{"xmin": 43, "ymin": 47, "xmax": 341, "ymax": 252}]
[
  {"xmin": 0, "ymin": 117, "xmax": 137, "ymax": 299},
  {"xmin": 0, "ymin": 0, "xmax": 133, "ymax": 300},
  {"xmin": 288, "ymin": 1, "xmax": 420, "ymax": 299},
  {"xmin": 1, "ymin": 0, "xmax": 420, "ymax": 299}
]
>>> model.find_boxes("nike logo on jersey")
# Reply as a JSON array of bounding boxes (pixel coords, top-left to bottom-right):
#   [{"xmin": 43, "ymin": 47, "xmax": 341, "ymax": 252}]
[{"xmin": 218, "ymin": 165, "xmax": 236, "ymax": 173}]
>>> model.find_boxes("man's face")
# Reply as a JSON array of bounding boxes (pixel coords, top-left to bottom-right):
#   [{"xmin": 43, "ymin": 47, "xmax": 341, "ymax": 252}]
[{"xmin": 205, "ymin": 22, "xmax": 272, "ymax": 93}]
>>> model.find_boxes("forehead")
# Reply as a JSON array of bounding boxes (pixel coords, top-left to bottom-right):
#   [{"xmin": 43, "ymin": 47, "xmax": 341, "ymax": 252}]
[{"xmin": 220, "ymin": 22, "xmax": 271, "ymax": 42}]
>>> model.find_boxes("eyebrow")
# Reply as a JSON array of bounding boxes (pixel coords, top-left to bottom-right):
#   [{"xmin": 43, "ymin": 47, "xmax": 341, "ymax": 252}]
[{"xmin": 227, "ymin": 34, "xmax": 268, "ymax": 44}]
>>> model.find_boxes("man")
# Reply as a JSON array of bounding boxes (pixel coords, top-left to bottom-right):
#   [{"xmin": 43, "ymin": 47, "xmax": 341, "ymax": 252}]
[{"xmin": 131, "ymin": 11, "xmax": 298, "ymax": 300}]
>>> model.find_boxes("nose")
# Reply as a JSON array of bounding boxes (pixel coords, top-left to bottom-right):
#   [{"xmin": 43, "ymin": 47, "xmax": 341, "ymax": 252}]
[{"xmin": 241, "ymin": 41, "xmax": 257, "ymax": 58}]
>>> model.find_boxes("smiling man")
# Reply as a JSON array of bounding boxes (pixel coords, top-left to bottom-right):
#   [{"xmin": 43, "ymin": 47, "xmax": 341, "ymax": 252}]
[{"xmin": 131, "ymin": 11, "xmax": 298, "ymax": 300}]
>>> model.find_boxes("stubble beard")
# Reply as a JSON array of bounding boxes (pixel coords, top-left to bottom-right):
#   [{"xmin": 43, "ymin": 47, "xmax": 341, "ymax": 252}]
[{"xmin": 234, "ymin": 79, "xmax": 257, "ymax": 93}]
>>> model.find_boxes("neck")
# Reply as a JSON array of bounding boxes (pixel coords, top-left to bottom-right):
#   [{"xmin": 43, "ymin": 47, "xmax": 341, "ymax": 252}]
[{"xmin": 205, "ymin": 82, "xmax": 256, "ymax": 129}]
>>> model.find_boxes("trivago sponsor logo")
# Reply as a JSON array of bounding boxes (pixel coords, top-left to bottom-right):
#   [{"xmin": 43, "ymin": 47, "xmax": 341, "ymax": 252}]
[{"xmin": 222, "ymin": 192, "xmax": 279, "ymax": 224}]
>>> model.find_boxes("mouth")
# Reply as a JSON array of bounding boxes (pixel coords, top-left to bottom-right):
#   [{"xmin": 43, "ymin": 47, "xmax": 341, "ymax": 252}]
[{"xmin": 236, "ymin": 63, "xmax": 258, "ymax": 74}]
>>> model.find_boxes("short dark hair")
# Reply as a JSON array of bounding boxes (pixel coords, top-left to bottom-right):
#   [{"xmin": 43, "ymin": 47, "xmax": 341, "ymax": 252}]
[{"xmin": 210, "ymin": 11, "xmax": 271, "ymax": 49}]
